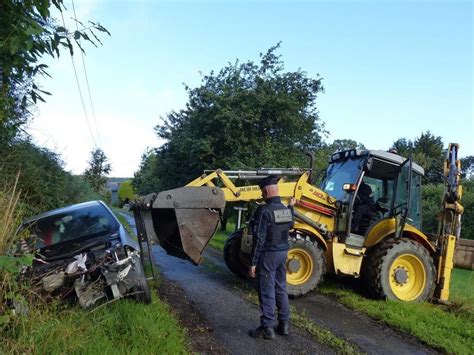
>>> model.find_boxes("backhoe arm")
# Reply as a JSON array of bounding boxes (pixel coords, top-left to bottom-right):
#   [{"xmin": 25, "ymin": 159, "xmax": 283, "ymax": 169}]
[
  {"xmin": 435, "ymin": 143, "xmax": 464, "ymax": 301},
  {"xmin": 131, "ymin": 168, "xmax": 334, "ymax": 265}
]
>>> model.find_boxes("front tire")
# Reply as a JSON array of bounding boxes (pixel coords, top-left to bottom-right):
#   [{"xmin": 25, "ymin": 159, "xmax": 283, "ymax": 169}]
[
  {"xmin": 366, "ymin": 237, "xmax": 435, "ymax": 302},
  {"xmin": 223, "ymin": 230, "xmax": 251, "ymax": 279},
  {"xmin": 286, "ymin": 234, "xmax": 326, "ymax": 297}
]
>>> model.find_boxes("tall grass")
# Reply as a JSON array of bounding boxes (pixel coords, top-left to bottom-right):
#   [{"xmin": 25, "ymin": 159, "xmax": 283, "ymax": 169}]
[
  {"xmin": 0, "ymin": 174, "xmax": 22, "ymax": 254},
  {"xmin": 2, "ymin": 294, "xmax": 188, "ymax": 354},
  {"xmin": 0, "ymin": 175, "xmax": 30, "ymax": 318}
]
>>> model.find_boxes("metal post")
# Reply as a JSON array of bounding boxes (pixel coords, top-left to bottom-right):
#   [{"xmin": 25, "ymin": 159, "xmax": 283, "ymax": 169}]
[{"xmin": 234, "ymin": 206, "xmax": 248, "ymax": 230}]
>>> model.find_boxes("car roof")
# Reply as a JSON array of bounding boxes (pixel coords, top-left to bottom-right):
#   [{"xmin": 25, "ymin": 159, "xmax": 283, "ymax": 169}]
[{"xmin": 22, "ymin": 200, "xmax": 106, "ymax": 225}]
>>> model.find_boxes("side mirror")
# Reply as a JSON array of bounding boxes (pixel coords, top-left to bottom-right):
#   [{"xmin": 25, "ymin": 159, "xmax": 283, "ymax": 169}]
[{"xmin": 343, "ymin": 183, "xmax": 357, "ymax": 192}]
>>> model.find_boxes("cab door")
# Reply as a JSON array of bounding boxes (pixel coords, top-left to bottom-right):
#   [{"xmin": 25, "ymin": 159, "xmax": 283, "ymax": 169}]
[{"xmin": 391, "ymin": 156, "xmax": 413, "ymax": 239}]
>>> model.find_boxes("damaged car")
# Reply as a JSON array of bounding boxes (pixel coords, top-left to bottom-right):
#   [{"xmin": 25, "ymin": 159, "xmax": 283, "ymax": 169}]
[{"xmin": 20, "ymin": 200, "xmax": 151, "ymax": 308}]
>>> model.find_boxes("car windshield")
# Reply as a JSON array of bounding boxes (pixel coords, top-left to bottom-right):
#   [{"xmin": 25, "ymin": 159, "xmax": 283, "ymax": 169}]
[
  {"xmin": 321, "ymin": 158, "xmax": 363, "ymax": 200},
  {"xmin": 30, "ymin": 204, "xmax": 119, "ymax": 249}
]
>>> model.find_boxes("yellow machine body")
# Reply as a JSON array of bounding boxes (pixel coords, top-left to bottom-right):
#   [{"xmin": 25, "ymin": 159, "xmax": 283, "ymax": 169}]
[{"xmin": 133, "ymin": 144, "xmax": 463, "ymax": 302}]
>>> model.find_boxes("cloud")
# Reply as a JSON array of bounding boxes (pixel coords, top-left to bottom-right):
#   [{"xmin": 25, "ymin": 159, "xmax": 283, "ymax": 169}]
[{"xmin": 31, "ymin": 56, "xmax": 190, "ymax": 177}]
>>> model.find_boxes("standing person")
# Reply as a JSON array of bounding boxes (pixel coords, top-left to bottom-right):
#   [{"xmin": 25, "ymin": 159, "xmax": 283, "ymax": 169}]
[{"xmin": 248, "ymin": 175, "xmax": 296, "ymax": 340}]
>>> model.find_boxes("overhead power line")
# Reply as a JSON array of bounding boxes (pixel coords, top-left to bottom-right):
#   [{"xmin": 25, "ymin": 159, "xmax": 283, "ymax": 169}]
[
  {"xmin": 60, "ymin": 10, "xmax": 98, "ymax": 148},
  {"xmin": 71, "ymin": 0, "xmax": 102, "ymax": 148}
]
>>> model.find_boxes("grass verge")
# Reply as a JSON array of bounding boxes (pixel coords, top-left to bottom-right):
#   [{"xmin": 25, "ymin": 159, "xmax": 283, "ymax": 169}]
[
  {"xmin": 111, "ymin": 206, "xmax": 137, "ymax": 239},
  {"xmin": 319, "ymin": 278, "xmax": 474, "ymax": 354},
  {"xmin": 450, "ymin": 268, "xmax": 474, "ymax": 309},
  {"xmin": 291, "ymin": 308, "xmax": 361, "ymax": 354},
  {"xmin": 208, "ymin": 223, "xmax": 234, "ymax": 251},
  {"xmin": 2, "ymin": 293, "xmax": 188, "ymax": 354}
]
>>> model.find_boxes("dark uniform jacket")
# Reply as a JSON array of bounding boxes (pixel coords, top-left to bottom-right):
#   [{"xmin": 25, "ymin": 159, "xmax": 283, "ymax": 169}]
[{"xmin": 250, "ymin": 196, "xmax": 295, "ymax": 266}]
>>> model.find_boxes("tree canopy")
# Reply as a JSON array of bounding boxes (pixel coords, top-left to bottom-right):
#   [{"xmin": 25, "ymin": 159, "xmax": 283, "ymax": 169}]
[
  {"xmin": 0, "ymin": 0, "xmax": 109, "ymax": 143},
  {"xmin": 117, "ymin": 180, "xmax": 135, "ymax": 206},
  {"xmin": 83, "ymin": 148, "xmax": 111, "ymax": 194},
  {"xmin": 148, "ymin": 44, "xmax": 325, "ymax": 190},
  {"xmin": 0, "ymin": 0, "xmax": 108, "ymax": 216},
  {"xmin": 392, "ymin": 131, "xmax": 445, "ymax": 184}
]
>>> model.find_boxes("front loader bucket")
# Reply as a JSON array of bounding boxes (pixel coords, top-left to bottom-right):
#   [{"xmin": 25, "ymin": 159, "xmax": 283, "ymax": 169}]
[{"xmin": 132, "ymin": 187, "xmax": 226, "ymax": 265}]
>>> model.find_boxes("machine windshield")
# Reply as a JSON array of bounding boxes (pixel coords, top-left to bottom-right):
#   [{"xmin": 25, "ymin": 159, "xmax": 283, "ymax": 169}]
[{"xmin": 321, "ymin": 158, "xmax": 363, "ymax": 200}]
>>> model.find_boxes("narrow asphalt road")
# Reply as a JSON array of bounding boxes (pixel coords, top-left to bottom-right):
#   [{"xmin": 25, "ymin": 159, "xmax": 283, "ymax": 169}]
[{"xmin": 120, "ymin": 212, "xmax": 437, "ymax": 354}]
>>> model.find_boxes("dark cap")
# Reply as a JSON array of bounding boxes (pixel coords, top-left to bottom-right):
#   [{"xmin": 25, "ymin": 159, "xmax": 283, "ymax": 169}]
[{"xmin": 258, "ymin": 175, "xmax": 279, "ymax": 189}]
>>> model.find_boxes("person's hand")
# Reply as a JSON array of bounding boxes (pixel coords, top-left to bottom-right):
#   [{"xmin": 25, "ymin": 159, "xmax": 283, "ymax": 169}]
[
  {"xmin": 249, "ymin": 265, "xmax": 256, "ymax": 278},
  {"xmin": 289, "ymin": 197, "xmax": 296, "ymax": 206}
]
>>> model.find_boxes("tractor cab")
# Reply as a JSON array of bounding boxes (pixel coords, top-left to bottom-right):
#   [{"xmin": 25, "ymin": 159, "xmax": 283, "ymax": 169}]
[{"xmin": 321, "ymin": 149, "xmax": 424, "ymax": 246}]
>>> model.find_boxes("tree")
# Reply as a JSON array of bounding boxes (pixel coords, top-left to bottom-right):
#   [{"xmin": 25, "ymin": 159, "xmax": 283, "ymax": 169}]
[
  {"xmin": 460, "ymin": 156, "xmax": 474, "ymax": 179},
  {"xmin": 313, "ymin": 139, "xmax": 366, "ymax": 182},
  {"xmin": 132, "ymin": 150, "xmax": 161, "ymax": 195},
  {"xmin": 0, "ymin": 0, "xmax": 109, "ymax": 143},
  {"xmin": 0, "ymin": 1, "xmax": 108, "ymax": 217},
  {"xmin": 421, "ymin": 184, "xmax": 444, "ymax": 234},
  {"xmin": 83, "ymin": 148, "xmax": 111, "ymax": 194},
  {"xmin": 459, "ymin": 179, "xmax": 474, "ymax": 240},
  {"xmin": 0, "ymin": 139, "xmax": 99, "ymax": 215},
  {"xmin": 118, "ymin": 180, "xmax": 135, "ymax": 206},
  {"xmin": 392, "ymin": 131, "xmax": 445, "ymax": 184},
  {"xmin": 147, "ymin": 43, "xmax": 325, "ymax": 191}
]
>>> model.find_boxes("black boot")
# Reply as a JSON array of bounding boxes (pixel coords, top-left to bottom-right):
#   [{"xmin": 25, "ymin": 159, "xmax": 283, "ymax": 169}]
[
  {"xmin": 276, "ymin": 321, "xmax": 289, "ymax": 336},
  {"xmin": 248, "ymin": 326, "xmax": 275, "ymax": 340}
]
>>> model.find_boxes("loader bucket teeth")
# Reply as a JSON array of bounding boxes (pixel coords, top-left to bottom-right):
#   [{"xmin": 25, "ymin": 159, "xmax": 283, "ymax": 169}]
[{"xmin": 133, "ymin": 187, "xmax": 226, "ymax": 265}]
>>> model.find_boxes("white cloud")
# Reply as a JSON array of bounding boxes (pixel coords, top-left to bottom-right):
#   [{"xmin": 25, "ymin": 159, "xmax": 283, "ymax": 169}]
[{"xmin": 30, "ymin": 54, "xmax": 190, "ymax": 177}]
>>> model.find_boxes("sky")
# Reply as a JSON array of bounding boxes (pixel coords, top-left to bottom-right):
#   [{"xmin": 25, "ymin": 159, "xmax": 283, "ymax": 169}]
[{"xmin": 30, "ymin": 0, "xmax": 473, "ymax": 177}]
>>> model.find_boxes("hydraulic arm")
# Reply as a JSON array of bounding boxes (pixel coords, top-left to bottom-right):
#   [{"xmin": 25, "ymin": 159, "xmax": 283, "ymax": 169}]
[{"xmin": 434, "ymin": 144, "xmax": 464, "ymax": 301}]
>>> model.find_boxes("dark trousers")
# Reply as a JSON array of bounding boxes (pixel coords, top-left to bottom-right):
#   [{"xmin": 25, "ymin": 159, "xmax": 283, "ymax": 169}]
[{"xmin": 257, "ymin": 250, "xmax": 290, "ymax": 327}]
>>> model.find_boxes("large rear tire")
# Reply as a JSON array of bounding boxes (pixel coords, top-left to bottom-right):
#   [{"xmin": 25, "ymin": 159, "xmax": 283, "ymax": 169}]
[
  {"xmin": 366, "ymin": 237, "xmax": 435, "ymax": 302},
  {"xmin": 223, "ymin": 230, "xmax": 251, "ymax": 279},
  {"xmin": 286, "ymin": 234, "xmax": 326, "ymax": 297}
]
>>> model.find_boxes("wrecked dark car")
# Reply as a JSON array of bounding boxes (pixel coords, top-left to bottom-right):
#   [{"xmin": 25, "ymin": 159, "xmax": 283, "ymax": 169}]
[{"xmin": 20, "ymin": 201, "xmax": 151, "ymax": 308}]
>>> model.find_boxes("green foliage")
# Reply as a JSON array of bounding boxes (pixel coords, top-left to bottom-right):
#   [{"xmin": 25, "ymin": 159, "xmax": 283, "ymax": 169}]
[
  {"xmin": 0, "ymin": 255, "xmax": 32, "ymax": 274},
  {"xmin": 459, "ymin": 178, "xmax": 474, "ymax": 240},
  {"xmin": 209, "ymin": 222, "xmax": 235, "ymax": 251},
  {"xmin": 392, "ymin": 131, "xmax": 445, "ymax": 184},
  {"xmin": 313, "ymin": 139, "xmax": 366, "ymax": 182},
  {"xmin": 0, "ymin": 0, "xmax": 109, "ymax": 142},
  {"xmin": 420, "ymin": 179, "xmax": 474, "ymax": 239},
  {"xmin": 421, "ymin": 184, "xmax": 444, "ymax": 234},
  {"xmin": 133, "ymin": 150, "xmax": 161, "ymax": 195},
  {"xmin": 450, "ymin": 268, "xmax": 474, "ymax": 308},
  {"xmin": 135, "ymin": 43, "xmax": 325, "ymax": 192},
  {"xmin": 460, "ymin": 156, "xmax": 474, "ymax": 179},
  {"xmin": 319, "ymin": 277, "xmax": 474, "ymax": 355},
  {"xmin": 291, "ymin": 308, "xmax": 361, "ymax": 354},
  {"xmin": 83, "ymin": 148, "xmax": 112, "ymax": 195},
  {"xmin": 0, "ymin": 178, "xmax": 33, "ymax": 323},
  {"xmin": 117, "ymin": 180, "xmax": 135, "ymax": 206},
  {"xmin": 2, "ymin": 294, "xmax": 188, "ymax": 354},
  {"xmin": 111, "ymin": 207, "xmax": 136, "ymax": 239},
  {"xmin": 0, "ymin": 139, "xmax": 100, "ymax": 216}
]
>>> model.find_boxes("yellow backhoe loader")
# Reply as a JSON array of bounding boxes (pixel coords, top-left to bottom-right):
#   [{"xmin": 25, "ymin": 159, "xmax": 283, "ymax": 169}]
[{"xmin": 132, "ymin": 144, "xmax": 463, "ymax": 302}]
